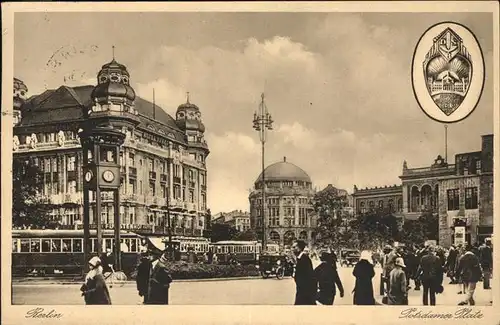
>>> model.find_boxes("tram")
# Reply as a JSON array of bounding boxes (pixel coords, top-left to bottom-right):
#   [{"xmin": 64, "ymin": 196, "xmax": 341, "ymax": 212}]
[
  {"xmin": 11, "ymin": 229, "xmax": 143, "ymax": 277},
  {"xmin": 210, "ymin": 241, "xmax": 280, "ymax": 264}
]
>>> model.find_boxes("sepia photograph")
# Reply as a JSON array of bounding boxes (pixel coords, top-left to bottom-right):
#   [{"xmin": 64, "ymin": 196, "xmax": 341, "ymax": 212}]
[{"xmin": 1, "ymin": 2, "xmax": 499, "ymax": 325}]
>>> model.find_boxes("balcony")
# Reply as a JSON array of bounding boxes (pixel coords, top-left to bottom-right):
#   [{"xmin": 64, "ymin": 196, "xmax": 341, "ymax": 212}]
[
  {"xmin": 160, "ymin": 174, "xmax": 168, "ymax": 183},
  {"xmin": 189, "ymin": 181, "xmax": 196, "ymax": 188},
  {"xmin": 173, "ymin": 177, "xmax": 181, "ymax": 184},
  {"xmin": 187, "ymin": 202, "xmax": 197, "ymax": 212},
  {"xmin": 169, "ymin": 199, "xmax": 184, "ymax": 210},
  {"xmin": 149, "ymin": 171, "xmax": 157, "ymax": 180},
  {"xmin": 201, "ymin": 185, "xmax": 207, "ymax": 191},
  {"xmin": 63, "ymin": 193, "xmax": 82, "ymax": 205},
  {"xmin": 123, "ymin": 194, "xmax": 138, "ymax": 202},
  {"xmin": 182, "ymin": 179, "xmax": 187, "ymax": 186}
]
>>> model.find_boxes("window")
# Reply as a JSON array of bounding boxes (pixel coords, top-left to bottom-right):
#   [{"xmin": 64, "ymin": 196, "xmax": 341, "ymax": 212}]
[
  {"xmin": 149, "ymin": 182, "xmax": 155, "ymax": 196},
  {"xmin": 161, "ymin": 185, "xmax": 166, "ymax": 198},
  {"xmin": 130, "ymin": 207, "xmax": 136, "ymax": 224},
  {"xmin": 52, "ymin": 181, "xmax": 59, "ymax": 194},
  {"xmin": 160, "ymin": 161, "xmax": 165, "ymax": 174},
  {"xmin": 41, "ymin": 239, "xmax": 51, "ymax": 252},
  {"xmin": 51, "ymin": 239, "xmax": 61, "ymax": 252},
  {"xmin": 201, "ymin": 194, "xmax": 206, "ymax": 209},
  {"xmin": 189, "ymin": 190, "xmax": 194, "ymax": 203},
  {"xmin": 67, "ymin": 156, "xmax": 76, "ymax": 171},
  {"xmin": 378, "ymin": 200, "xmax": 384, "ymax": 209},
  {"xmin": 67, "ymin": 180, "xmax": 76, "ymax": 194},
  {"xmin": 465, "ymin": 187, "xmax": 478, "ymax": 209},
  {"xmin": 128, "ymin": 153, "xmax": 135, "ymax": 167},
  {"xmin": 44, "ymin": 158, "xmax": 51, "ymax": 172},
  {"xmin": 52, "ymin": 158, "xmax": 58, "ymax": 172},
  {"xmin": 397, "ymin": 199, "xmax": 403, "ymax": 212},
  {"xmin": 148, "ymin": 158, "xmax": 154, "ymax": 171},
  {"xmin": 369, "ymin": 201, "xmax": 375, "ymax": 210},
  {"xmin": 388, "ymin": 199, "xmax": 394, "ymax": 212},
  {"xmin": 20, "ymin": 239, "xmax": 30, "ymax": 252},
  {"xmin": 447, "ymin": 189, "xmax": 460, "ymax": 211},
  {"xmin": 128, "ymin": 179, "xmax": 137, "ymax": 195},
  {"xmin": 476, "ymin": 160, "xmax": 482, "ymax": 172},
  {"xmin": 174, "ymin": 164, "xmax": 180, "ymax": 177},
  {"xmin": 139, "ymin": 180, "xmax": 143, "ymax": 194},
  {"xmin": 360, "ymin": 202, "xmax": 366, "ymax": 214},
  {"xmin": 174, "ymin": 185, "xmax": 181, "ymax": 199},
  {"xmin": 62, "ymin": 239, "xmax": 71, "ymax": 252},
  {"xmin": 30, "ymin": 239, "xmax": 41, "ymax": 252},
  {"xmin": 12, "ymin": 239, "xmax": 18, "ymax": 252}
]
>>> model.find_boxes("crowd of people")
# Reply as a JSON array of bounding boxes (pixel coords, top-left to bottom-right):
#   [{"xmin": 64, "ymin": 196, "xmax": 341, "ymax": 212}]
[
  {"xmin": 78, "ymin": 238, "xmax": 492, "ymax": 306},
  {"xmin": 290, "ymin": 238, "xmax": 492, "ymax": 306}
]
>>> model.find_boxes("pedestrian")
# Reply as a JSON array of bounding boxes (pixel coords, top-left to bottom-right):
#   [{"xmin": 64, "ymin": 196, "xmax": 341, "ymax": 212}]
[
  {"xmin": 417, "ymin": 245, "xmax": 443, "ymax": 306},
  {"xmin": 380, "ymin": 245, "xmax": 394, "ymax": 296},
  {"xmin": 314, "ymin": 252, "xmax": 344, "ymax": 305},
  {"xmin": 445, "ymin": 245, "xmax": 458, "ymax": 284},
  {"xmin": 80, "ymin": 256, "xmax": 112, "ymax": 305},
  {"xmin": 291, "ymin": 240, "xmax": 316, "ymax": 305},
  {"xmin": 100, "ymin": 248, "xmax": 115, "ymax": 287},
  {"xmin": 352, "ymin": 250, "xmax": 376, "ymax": 305},
  {"xmin": 207, "ymin": 248, "xmax": 214, "ymax": 264},
  {"xmin": 147, "ymin": 251, "xmax": 173, "ymax": 304},
  {"xmin": 479, "ymin": 238, "xmax": 493, "ymax": 290},
  {"xmin": 456, "ymin": 244, "xmax": 482, "ymax": 306},
  {"xmin": 455, "ymin": 245, "xmax": 466, "ymax": 294},
  {"xmin": 387, "ymin": 257, "xmax": 408, "ymax": 305},
  {"xmin": 136, "ymin": 251, "xmax": 153, "ymax": 304}
]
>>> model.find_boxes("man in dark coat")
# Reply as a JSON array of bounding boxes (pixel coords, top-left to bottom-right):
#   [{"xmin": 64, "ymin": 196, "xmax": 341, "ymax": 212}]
[
  {"xmin": 352, "ymin": 250, "xmax": 376, "ymax": 305},
  {"xmin": 456, "ymin": 244, "xmax": 483, "ymax": 305},
  {"xmin": 147, "ymin": 252, "xmax": 173, "ymax": 304},
  {"xmin": 136, "ymin": 251, "xmax": 153, "ymax": 304},
  {"xmin": 479, "ymin": 238, "xmax": 493, "ymax": 290},
  {"xmin": 445, "ymin": 245, "xmax": 458, "ymax": 284},
  {"xmin": 418, "ymin": 246, "xmax": 443, "ymax": 306},
  {"xmin": 291, "ymin": 240, "xmax": 316, "ymax": 305},
  {"xmin": 314, "ymin": 252, "xmax": 344, "ymax": 305}
]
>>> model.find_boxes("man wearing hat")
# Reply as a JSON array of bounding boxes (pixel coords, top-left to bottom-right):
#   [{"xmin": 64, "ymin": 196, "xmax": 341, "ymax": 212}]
[
  {"xmin": 456, "ymin": 244, "xmax": 482, "ymax": 305},
  {"xmin": 479, "ymin": 238, "xmax": 493, "ymax": 290},
  {"xmin": 381, "ymin": 244, "xmax": 397, "ymax": 296},
  {"xmin": 387, "ymin": 257, "xmax": 408, "ymax": 305},
  {"xmin": 417, "ymin": 245, "xmax": 443, "ymax": 306},
  {"xmin": 146, "ymin": 251, "xmax": 173, "ymax": 304}
]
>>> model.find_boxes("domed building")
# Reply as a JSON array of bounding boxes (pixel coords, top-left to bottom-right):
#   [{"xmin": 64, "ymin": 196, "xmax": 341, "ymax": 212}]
[
  {"xmin": 12, "ymin": 55, "xmax": 210, "ymax": 244},
  {"xmin": 248, "ymin": 157, "xmax": 317, "ymax": 248}
]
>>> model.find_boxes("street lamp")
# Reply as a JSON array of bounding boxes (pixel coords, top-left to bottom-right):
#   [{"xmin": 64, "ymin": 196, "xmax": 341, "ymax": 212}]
[{"xmin": 253, "ymin": 93, "xmax": 273, "ymax": 252}]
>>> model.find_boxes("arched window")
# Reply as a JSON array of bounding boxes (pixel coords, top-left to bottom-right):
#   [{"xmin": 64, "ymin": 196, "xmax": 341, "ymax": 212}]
[
  {"xmin": 360, "ymin": 202, "xmax": 366, "ymax": 214},
  {"xmin": 369, "ymin": 201, "xmax": 375, "ymax": 210},
  {"xmin": 283, "ymin": 231, "xmax": 296, "ymax": 247},
  {"xmin": 388, "ymin": 199, "xmax": 394, "ymax": 212},
  {"xmin": 299, "ymin": 231, "xmax": 308, "ymax": 241},
  {"xmin": 397, "ymin": 198, "xmax": 403, "ymax": 212},
  {"xmin": 378, "ymin": 200, "xmax": 384, "ymax": 209},
  {"xmin": 269, "ymin": 231, "xmax": 280, "ymax": 244}
]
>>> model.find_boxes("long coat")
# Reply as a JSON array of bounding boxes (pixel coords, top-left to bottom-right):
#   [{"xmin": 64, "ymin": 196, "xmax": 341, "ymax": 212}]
[
  {"xmin": 294, "ymin": 253, "xmax": 316, "ymax": 305},
  {"xmin": 82, "ymin": 273, "xmax": 112, "ymax": 305},
  {"xmin": 136, "ymin": 258, "xmax": 152, "ymax": 304},
  {"xmin": 456, "ymin": 252, "xmax": 482, "ymax": 283},
  {"xmin": 314, "ymin": 261, "xmax": 344, "ymax": 305},
  {"xmin": 418, "ymin": 253, "xmax": 443, "ymax": 286},
  {"xmin": 387, "ymin": 268, "xmax": 407, "ymax": 305},
  {"xmin": 147, "ymin": 261, "xmax": 173, "ymax": 304},
  {"xmin": 352, "ymin": 260, "xmax": 375, "ymax": 305}
]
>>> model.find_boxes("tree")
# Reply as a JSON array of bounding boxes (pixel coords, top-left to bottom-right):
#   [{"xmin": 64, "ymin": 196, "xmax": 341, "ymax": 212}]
[
  {"xmin": 210, "ymin": 223, "xmax": 239, "ymax": 242},
  {"xmin": 313, "ymin": 185, "xmax": 349, "ymax": 249},
  {"xmin": 356, "ymin": 208, "xmax": 401, "ymax": 250},
  {"xmin": 12, "ymin": 158, "xmax": 60, "ymax": 229},
  {"xmin": 401, "ymin": 219, "xmax": 425, "ymax": 246},
  {"xmin": 419, "ymin": 211, "xmax": 439, "ymax": 241},
  {"xmin": 233, "ymin": 229, "xmax": 258, "ymax": 241}
]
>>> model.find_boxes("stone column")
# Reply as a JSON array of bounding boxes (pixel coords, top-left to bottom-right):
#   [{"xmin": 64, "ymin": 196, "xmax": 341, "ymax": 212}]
[{"xmin": 402, "ymin": 185, "xmax": 409, "ymax": 213}]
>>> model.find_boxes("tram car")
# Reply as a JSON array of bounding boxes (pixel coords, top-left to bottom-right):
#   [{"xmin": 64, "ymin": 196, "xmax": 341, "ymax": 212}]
[
  {"xmin": 146, "ymin": 236, "xmax": 211, "ymax": 262},
  {"xmin": 210, "ymin": 241, "xmax": 280, "ymax": 265},
  {"xmin": 11, "ymin": 229, "xmax": 144, "ymax": 277}
]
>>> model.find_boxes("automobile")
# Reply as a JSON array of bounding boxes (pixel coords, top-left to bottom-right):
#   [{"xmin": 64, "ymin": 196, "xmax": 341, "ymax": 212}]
[
  {"xmin": 339, "ymin": 249, "xmax": 361, "ymax": 267},
  {"xmin": 257, "ymin": 253, "xmax": 294, "ymax": 279}
]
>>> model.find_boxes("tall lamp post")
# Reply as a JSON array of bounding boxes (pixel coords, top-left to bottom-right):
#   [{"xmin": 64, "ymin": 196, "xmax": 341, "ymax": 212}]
[{"xmin": 253, "ymin": 93, "xmax": 273, "ymax": 252}]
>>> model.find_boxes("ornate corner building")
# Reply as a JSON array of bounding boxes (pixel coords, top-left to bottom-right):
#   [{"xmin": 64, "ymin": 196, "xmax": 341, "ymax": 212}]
[
  {"xmin": 248, "ymin": 157, "xmax": 317, "ymax": 247},
  {"xmin": 12, "ymin": 57, "xmax": 210, "ymax": 239}
]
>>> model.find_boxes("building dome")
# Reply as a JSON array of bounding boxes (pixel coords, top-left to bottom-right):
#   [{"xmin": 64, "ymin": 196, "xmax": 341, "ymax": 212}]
[
  {"xmin": 175, "ymin": 94, "xmax": 205, "ymax": 133},
  {"xmin": 91, "ymin": 58, "xmax": 135, "ymax": 102},
  {"xmin": 255, "ymin": 157, "xmax": 311, "ymax": 183}
]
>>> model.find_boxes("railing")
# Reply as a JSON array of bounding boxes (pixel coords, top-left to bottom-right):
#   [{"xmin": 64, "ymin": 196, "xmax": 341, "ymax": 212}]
[
  {"xmin": 173, "ymin": 177, "xmax": 181, "ymax": 184},
  {"xmin": 160, "ymin": 174, "xmax": 168, "ymax": 182},
  {"xmin": 403, "ymin": 164, "xmax": 456, "ymax": 175},
  {"xmin": 129, "ymin": 167, "xmax": 137, "ymax": 177}
]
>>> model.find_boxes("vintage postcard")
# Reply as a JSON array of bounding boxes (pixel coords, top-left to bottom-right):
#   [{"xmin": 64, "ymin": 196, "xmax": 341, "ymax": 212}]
[{"xmin": 1, "ymin": 2, "xmax": 499, "ymax": 325}]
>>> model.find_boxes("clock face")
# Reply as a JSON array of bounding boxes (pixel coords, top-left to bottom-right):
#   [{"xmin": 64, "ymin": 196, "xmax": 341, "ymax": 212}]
[
  {"xmin": 102, "ymin": 170, "xmax": 115, "ymax": 183},
  {"xmin": 85, "ymin": 171, "xmax": 93, "ymax": 182}
]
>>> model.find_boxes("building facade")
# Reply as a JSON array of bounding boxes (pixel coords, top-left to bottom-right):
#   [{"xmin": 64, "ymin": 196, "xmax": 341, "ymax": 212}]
[
  {"xmin": 248, "ymin": 157, "xmax": 316, "ymax": 247},
  {"xmin": 400, "ymin": 135, "xmax": 493, "ymax": 247},
  {"xmin": 352, "ymin": 185, "xmax": 403, "ymax": 217},
  {"xmin": 12, "ymin": 57, "xmax": 210, "ymax": 239},
  {"xmin": 213, "ymin": 210, "xmax": 251, "ymax": 232}
]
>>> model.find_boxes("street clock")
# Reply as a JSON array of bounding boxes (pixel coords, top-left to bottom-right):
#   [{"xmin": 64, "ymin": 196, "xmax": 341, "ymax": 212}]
[
  {"xmin": 85, "ymin": 170, "xmax": 93, "ymax": 182},
  {"xmin": 102, "ymin": 170, "xmax": 115, "ymax": 183}
]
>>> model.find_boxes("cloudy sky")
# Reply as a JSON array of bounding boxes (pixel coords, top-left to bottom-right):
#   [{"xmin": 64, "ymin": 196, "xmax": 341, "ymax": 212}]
[{"xmin": 14, "ymin": 12, "xmax": 494, "ymax": 214}]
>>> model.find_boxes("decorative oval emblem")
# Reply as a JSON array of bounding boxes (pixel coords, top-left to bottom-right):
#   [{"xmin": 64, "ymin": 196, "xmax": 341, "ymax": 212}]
[{"xmin": 412, "ymin": 22, "xmax": 484, "ymax": 123}]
